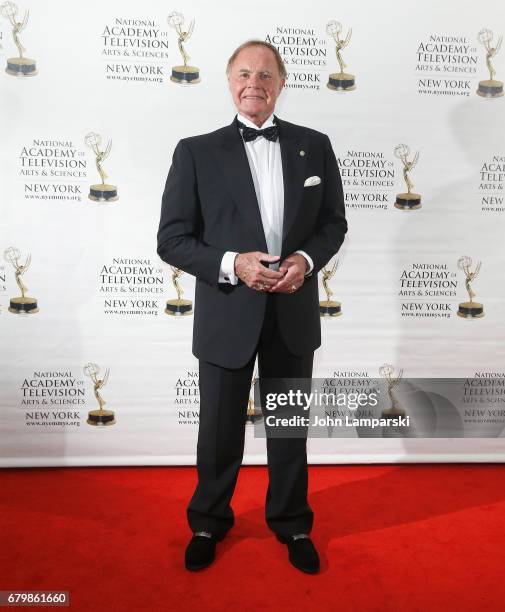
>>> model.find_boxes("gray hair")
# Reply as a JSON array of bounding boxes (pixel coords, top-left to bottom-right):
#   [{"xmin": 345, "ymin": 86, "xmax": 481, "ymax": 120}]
[{"xmin": 226, "ymin": 40, "xmax": 287, "ymax": 79}]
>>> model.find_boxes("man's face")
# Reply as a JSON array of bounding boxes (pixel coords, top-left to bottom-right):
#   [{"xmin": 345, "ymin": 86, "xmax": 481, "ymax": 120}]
[{"xmin": 228, "ymin": 45, "xmax": 285, "ymax": 127}]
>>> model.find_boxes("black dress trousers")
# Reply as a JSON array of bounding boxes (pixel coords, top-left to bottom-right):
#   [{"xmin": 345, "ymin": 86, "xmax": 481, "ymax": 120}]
[{"xmin": 187, "ymin": 292, "xmax": 314, "ymax": 538}]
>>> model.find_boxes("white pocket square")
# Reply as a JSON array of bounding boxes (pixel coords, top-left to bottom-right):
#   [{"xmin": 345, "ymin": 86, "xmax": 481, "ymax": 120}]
[{"xmin": 304, "ymin": 176, "xmax": 321, "ymax": 187}]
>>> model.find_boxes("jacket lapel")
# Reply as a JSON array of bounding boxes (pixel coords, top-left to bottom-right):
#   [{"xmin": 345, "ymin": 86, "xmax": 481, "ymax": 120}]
[
  {"xmin": 216, "ymin": 120, "xmax": 268, "ymax": 252},
  {"xmin": 277, "ymin": 117, "xmax": 308, "ymax": 245},
  {"xmin": 215, "ymin": 117, "xmax": 308, "ymax": 254}
]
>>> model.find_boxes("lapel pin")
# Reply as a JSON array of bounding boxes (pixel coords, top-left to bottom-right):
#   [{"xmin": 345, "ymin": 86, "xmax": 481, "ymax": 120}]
[{"xmin": 299, "ymin": 150, "xmax": 305, "ymax": 156}]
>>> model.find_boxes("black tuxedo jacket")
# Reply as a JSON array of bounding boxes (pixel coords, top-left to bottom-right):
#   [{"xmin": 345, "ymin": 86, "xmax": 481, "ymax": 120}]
[{"xmin": 157, "ymin": 116, "xmax": 347, "ymax": 369}]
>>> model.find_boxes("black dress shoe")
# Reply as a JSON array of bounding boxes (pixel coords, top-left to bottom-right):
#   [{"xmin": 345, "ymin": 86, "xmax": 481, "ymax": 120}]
[
  {"xmin": 276, "ymin": 533, "xmax": 320, "ymax": 574},
  {"xmin": 185, "ymin": 531, "xmax": 224, "ymax": 571}
]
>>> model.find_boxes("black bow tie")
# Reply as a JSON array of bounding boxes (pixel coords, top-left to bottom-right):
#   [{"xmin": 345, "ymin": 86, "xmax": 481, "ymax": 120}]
[{"xmin": 237, "ymin": 120, "xmax": 279, "ymax": 143}]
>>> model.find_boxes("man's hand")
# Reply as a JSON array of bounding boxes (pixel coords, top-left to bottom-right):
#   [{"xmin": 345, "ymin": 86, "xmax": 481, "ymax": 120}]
[
  {"xmin": 234, "ymin": 252, "xmax": 285, "ymax": 291},
  {"xmin": 268, "ymin": 253, "xmax": 308, "ymax": 294}
]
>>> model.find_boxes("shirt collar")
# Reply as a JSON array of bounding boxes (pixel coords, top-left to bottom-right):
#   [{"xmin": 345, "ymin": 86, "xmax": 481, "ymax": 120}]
[{"xmin": 236, "ymin": 113, "xmax": 275, "ymax": 130}]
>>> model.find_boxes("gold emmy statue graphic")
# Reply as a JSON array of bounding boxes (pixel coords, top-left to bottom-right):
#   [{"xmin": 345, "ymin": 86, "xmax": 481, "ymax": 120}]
[
  {"xmin": 1, "ymin": 1, "xmax": 37, "ymax": 76},
  {"xmin": 165, "ymin": 266, "xmax": 192, "ymax": 315},
  {"xmin": 167, "ymin": 11, "xmax": 200, "ymax": 84},
  {"xmin": 477, "ymin": 28, "xmax": 503, "ymax": 98},
  {"xmin": 457, "ymin": 256, "xmax": 484, "ymax": 319},
  {"xmin": 379, "ymin": 364, "xmax": 405, "ymax": 418},
  {"xmin": 83, "ymin": 363, "xmax": 116, "ymax": 426},
  {"xmin": 326, "ymin": 20, "xmax": 355, "ymax": 91},
  {"xmin": 4, "ymin": 246, "xmax": 38, "ymax": 314},
  {"xmin": 319, "ymin": 258, "xmax": 342, "ymax": 317},
  {"xmin": 85, "ymin": 132, "xmax": 119, "ymax": 203},
  {"xmin": 394, "ymin": 144, "xmax": 421, "ymax": 210},
  {"xmin": 246, "ymin": 370, "xmax": 262, "ymax": 424}
]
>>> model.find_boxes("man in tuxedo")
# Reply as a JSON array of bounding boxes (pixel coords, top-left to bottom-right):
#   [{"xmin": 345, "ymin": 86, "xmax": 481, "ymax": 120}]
[{"xmin": 157, "ymin": 40, "xmax": 347, "ymax": 573}]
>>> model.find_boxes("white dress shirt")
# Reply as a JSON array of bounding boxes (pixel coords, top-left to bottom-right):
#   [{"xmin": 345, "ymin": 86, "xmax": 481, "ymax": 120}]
[{"xmin": 219, "ymin": 113, "xmax": 313, "ymax": 284}]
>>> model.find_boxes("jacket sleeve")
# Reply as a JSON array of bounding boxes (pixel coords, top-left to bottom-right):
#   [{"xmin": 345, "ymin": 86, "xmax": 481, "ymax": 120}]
[
  {"xmin": 157, "ymin": 139, "xmax": 226, "ymax": 286},
  {"xmin": 297, "ymin": 134, "xmax": 347, "ymax": 276}
]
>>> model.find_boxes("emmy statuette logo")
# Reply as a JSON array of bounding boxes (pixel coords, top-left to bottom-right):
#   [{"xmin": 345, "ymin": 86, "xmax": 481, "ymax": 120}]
[
  {"xmin": 83, "ymin": 363, "xmax": 116, "ymax": 426},
  {"xmin": 4, "ymin": 246, "xmax": 38, "ymax": 314},
  {"xmin": 165, "ymin": 266, "xmax": 192, "ymax": 316},
  {"xmin": 319, "ymin": 258, "xmax": 342, "ymax": 317},
  {"xmin": 85, "ymin": 132, "xmax": 119, "ymax": 203},
  {"xmin": 457, "ymin": 256, "xmax": 484, "ymax": 319},
  {"xmin": 0, "ymin": 1, "xmax": 37, "ymax": 76},
  {"xmin": 326, "ymin": 20, "xmax": 355, "ymax": 91},
  {"xmin": 246, "ymin": 368, "xmax": 263, "ymax": 425},
  {"xmin": 477, "ymin": 28, "xmax": 503, "ymax": 98},
  {"xmin": 379, "ymin": 364, "xmax": 406, "ymax": 418},
  {"xmin": 167, "ymin": 11, "xmax": 200, "ymax": 84},
  {"xmin": 394, "ymin": 144, "xmax": 422, "ymax": 210}
]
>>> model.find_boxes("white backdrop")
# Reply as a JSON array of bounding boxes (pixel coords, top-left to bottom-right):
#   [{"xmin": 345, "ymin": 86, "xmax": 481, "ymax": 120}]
[{"xmin": 1, "ymin": 0, "xmax": 505, "ymax": 466}]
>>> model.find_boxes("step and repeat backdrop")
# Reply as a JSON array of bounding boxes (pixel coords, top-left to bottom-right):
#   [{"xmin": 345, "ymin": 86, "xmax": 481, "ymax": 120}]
[{"xmin": 1, "ymin": 0, "xmax": 505, "ymax": 466}]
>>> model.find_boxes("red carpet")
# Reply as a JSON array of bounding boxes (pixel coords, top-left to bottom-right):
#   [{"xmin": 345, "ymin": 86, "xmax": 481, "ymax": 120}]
[{"xmin": 1, "ymin": 465, "xmax": 505, "ymax": 611}]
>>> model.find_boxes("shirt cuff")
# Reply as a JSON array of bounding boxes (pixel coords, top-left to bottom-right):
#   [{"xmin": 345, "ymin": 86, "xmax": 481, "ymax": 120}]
[
  {"xmin": 219, "ymin": 251, "xmax": 239, "ymax": 285},
  {"xmin": 294, "ymin": 250, "xmax": 314, "ymax": 276}
]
